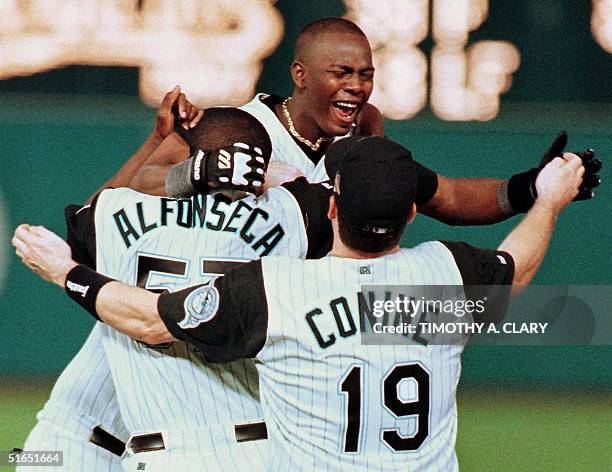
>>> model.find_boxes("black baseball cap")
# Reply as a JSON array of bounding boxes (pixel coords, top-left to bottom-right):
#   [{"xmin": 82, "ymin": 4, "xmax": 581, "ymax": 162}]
[{"xmin": 328, "ymin": 136, "xmax": 417, "ymax": 236}]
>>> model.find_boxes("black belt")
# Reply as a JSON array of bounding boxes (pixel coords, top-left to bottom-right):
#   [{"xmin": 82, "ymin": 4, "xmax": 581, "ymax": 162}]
[
  {"xmin": 89, "ymin": 425, "xmax": 126, "ymax": 457},
  {"xmin": 128, "ymin": 422, "xmax": 268, "ymax": 454}
]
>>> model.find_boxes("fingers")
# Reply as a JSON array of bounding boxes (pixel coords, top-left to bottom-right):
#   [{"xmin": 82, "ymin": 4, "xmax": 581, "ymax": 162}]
[
  {"xmin": 548, "ymin": 131, "xmax": 568, "ymax": 156},
  {"xmin": 562, "ymin": 152, "xmax": 582, "ymax": 166},
  {"xmin": 12, "ymin": 233, "xmax": 28, "ymax": 255},
  {"xmin": 159, "ymin": 85, "xmax": 181, "ymax": 116},
  {"xmin": 574, "ymin": 188, "xmax": 594, "ymax": 201},
  {"xmin": 191, "ymin": 109, "xmax": 204, "ymax": 128},
  {"xmin": 575, "ymin": 149, "xmax": 594, "ymax": 163},
  {"xmin": 576, "ymin": 149, "xmax": 601, "ymax": 199},
  {"xmin": 13, "ymin": 224, "xmax": 40, "ymax": 247},
  {"xmin": 185, "ymin": 107, "xmax": 202, "ymax": 130},
  {"xmin": 234, "ymin": 142, "xmax": 264, "ymax": 161},
  {"xmin": 12, "ymin": 225, "xmax": 42, "ymax": 268},
  {"xmin": 177, "ymin": 93, "xmax": 188, "ymax": 119},
  {"xmin": 584, "ymin": 158, "xmax": 602, "ymax": 175},
  {"xmin": 176, "ymin": 93, "xmax": 203, "ymax": 130},
  {"xmin": 582, "ymin": 174, "xmax": 601, "ymax": 188},
  {"xmin": 547, "ymin": 156, "xmax": 565, "ymax": 168}
]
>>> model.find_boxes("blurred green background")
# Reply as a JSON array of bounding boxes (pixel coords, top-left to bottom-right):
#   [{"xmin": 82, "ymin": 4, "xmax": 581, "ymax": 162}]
[{"xmin": 0, "ymin": 0, "xmax": 610, "ymax": 470}]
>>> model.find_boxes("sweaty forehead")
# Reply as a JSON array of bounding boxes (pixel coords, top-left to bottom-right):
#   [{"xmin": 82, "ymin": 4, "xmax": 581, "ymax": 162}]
[{"xmin": 300, "ymin": 32, "xmax": 372, "ymax": 66}]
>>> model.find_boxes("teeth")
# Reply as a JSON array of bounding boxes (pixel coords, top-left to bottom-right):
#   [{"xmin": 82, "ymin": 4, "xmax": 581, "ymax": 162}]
[{"xmin": 335, "ymin": 102, "xmax": 357, "ymax": 109}]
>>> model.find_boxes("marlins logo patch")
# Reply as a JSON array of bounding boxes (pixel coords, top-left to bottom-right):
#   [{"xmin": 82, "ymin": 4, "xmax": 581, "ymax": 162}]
[{"xmin": 178, "ymin": 284, "xmax": 220, "ymax": 329}]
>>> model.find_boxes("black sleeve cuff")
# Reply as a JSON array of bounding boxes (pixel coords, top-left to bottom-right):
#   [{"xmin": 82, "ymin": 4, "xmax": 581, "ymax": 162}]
[
  {"xmin": 64, "ymin": 193, "xmax": 102, "ymax": 268},
  {"xmin": 414, "ymin": 161, "xmax": 439, "ymax": 205},
  {"xmin": 440, "ymin": 241, "xmax": 515, "ymax": 323},
  {"xmin": 281, "ymin": 178, "xmax": 333, "ymax": 258},
  {"xmin": 157, "ymin": 260, "xmax": 268, "ymax": 362}
]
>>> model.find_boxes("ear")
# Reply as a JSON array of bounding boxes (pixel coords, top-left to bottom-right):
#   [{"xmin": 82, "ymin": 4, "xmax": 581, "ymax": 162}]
[
  {"xmin": 291, "ymin": 61, "xmax": 307, "ymax": 89},
  {"xmin": 406, "ymin": 203, "xmax": 417, "ymax": 225},
  {"xmin": 327, "ymin": 195, "xmax": 338, "ymax": 221}
]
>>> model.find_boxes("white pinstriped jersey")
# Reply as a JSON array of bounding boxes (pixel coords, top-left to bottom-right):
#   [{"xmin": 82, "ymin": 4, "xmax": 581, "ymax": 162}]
[
  {"xmin": 36, "ymin": 322, "xmax": 126, "ymax": 435},
  {"xmin": 87, "ymin": 187, "xmax": 307, "ymax": 440},
  {"xmin": 160, "ymin": 241, "xmax": 513, "ymax": 471},
  {"xmin": 239, "ymin": 94, "xmax": 440, "ymax": 207},
  {"xmin": 257, "ymin": 246, "xmax": 466, "ymax": 471},
  {"xmin": 20, "ymin": 322, "xmax": 127, "ymax": 471},
  {"xmin": 240, "ymin": 94, "xmax": 331, "ymax": 183}
]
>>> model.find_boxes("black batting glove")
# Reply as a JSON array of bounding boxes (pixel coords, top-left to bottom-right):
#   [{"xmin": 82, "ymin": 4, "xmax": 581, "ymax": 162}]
[
  {"xmin": 573, "ymin": 149, "xmax": 602, "ymax": 200},
  {"xmin": 506, "ymin": 132, "xmax": 602, "ymax": 213},
  {"xmin": 189, "ymin": 143, "xmax": 266, "ymax": 193}
]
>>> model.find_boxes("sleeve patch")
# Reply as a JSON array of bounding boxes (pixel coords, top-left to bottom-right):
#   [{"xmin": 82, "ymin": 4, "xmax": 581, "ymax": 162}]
[{"xmin": 178, "ymin": 283, "xmax": 220, "ymax": 329}]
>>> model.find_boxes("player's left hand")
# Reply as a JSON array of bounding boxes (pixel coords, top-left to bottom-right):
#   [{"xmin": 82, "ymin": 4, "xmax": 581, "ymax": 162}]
[
  {"xmin": 12, "ymin": 224, "xmax": 77, "ymax": 287},
  {"xmin": 535, "ymin": 153, "xmax": 585, "ymax": 213},
  {"xmin": 507, "ymin": 131, "xmax": 603, "ymax": 212},
  {"xmin": 155, "ymin": 86, "xmax": 203, "ymax": 140},
  {"xmin": 535, "ymin": 132, "xmax": 602, "ymax": 201},
  {"xmin": 189, "ymin": 143, "xmax": 266, "ymax": 192}
]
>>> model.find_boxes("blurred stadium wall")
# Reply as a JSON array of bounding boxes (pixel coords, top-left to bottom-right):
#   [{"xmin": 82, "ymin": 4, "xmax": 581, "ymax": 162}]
[{"xmin": 0, "ymin": 0, "xmax": 610, "ymax": 387}]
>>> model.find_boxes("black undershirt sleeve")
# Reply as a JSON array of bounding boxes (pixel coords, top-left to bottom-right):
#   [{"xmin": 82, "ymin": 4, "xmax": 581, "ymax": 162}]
[
  {"xmin": 64, "ymin": 193, "xmax": 102, "ymax": 269},
  {"xmin": 440, "ymin": 241, "xmax": 515, "ymax": 323},
  {"xmin": 414, "ymin": 161, "xmax": 439, "ymax": 205},
  {"xmin": 157, "ymin": 259, "xmax": 269, "ymax": 363},
  {"xmin": 281, "ymin": 178, "xmax": 333, "ymax": 259}
]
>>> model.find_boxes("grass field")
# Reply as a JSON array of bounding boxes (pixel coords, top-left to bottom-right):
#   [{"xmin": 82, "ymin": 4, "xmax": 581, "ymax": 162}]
[{"xmin": 0, "ymin": 380, "xmax": 609, "ymax": 471}]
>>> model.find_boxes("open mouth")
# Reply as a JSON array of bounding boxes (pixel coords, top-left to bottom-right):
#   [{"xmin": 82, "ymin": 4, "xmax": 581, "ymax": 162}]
[{"xmin": 332, "ymin": 101, "xmax": 360, "ymax": 125}]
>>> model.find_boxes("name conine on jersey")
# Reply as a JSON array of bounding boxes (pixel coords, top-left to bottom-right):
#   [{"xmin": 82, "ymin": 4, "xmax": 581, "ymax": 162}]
[
  {"xmin": 112, "ymin": 194, "xmax": 285, "ymax": 255},
  {"xmin": 305, "ymin": 291, "xmax": 447, "ymax": 349}
]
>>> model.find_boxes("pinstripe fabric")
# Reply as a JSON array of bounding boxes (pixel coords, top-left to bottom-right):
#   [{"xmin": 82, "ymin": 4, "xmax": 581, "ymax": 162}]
[
  {"xmin": 239, "ymin": 94, "xmax": 331, "ymax": 183},
  {"xmin": 93, "ymin": 187, "xmax": 307, "ymax": 470},
  {"xmin": 256, "ymin": 243, "xmax": 466, "ymax": 471},
  {"xmin": 19, "ymin": 322, "xmax": 126, "ymax": 471}
]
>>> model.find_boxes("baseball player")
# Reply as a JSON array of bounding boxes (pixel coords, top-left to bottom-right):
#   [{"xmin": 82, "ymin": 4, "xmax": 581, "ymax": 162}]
[
  {"xmin": 17, "ymin": 106, "xmax": 354, "ymax": 471},
  {"xmin": 90, "ymin": 108, "xmax": 280, "ymax": 471},
  {"xmin": 141, "ymin": 18, "xmax": 600, "ymax": 224},
  {"xmin": 14, "ymin": 136, "xmax": 586, "ymax": 470},
  {"xmin": 16, "ymin": 86, "xmax": 201, "ymax": 471}
]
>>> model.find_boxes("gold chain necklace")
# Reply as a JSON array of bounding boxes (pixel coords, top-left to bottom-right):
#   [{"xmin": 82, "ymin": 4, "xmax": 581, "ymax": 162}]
[{"xmin": 281, "ymin": 97, "xmax": 333, "ymax": 151}]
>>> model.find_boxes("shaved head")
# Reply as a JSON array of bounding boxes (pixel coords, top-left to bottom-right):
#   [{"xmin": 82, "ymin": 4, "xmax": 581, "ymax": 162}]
[
  {"xmin": 294, "ymin": 18, "xmax": 369, "ymax": 63},
  {"xmin": 288, "ymin": 17, "xmax": 374, "ymax": 140},
  {"xmin": 185, "ymin": 107, "xmax": 272, "ymax": 163}
]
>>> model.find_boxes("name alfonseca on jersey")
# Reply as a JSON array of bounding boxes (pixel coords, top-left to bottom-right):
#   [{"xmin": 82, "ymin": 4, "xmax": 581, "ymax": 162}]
[{"xmin": 111, "ymin": 194, "xmax": 285, "ymax": 255}]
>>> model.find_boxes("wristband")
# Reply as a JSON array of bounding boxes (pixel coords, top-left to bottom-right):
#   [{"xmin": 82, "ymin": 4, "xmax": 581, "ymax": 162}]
[
  {"xmin": 165, "ymin": 159, "xmax": 196, "ymax": 197},
  {"xmin": 506, "ymin": 168, "xmax": 538, "ymax": 214},
  {"xmin": 64, "ymin": 264, "xmax": 115, "ymax": 321},
  {"xmin": 497, "ymin": 180, "xmax": 515, "ymax": 216}
]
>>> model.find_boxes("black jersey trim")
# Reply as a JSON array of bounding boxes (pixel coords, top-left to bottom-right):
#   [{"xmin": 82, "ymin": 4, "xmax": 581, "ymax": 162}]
[
  {"xmin": 281, "ymin": 178, "xmax": 333, "ymax": 259},
  {"xmin": 64, "ymin": 192, "xmax": 103, "ymax": 270},
  {"xmin": 440, "ymin": 241, "xmax": 515, "ymax": 323},
  {"xmin": 414, "ymin": 162, "xmax": 439, "ymax": 205},
  {"xmin": 158, "ymin": 259, "xmax": 269, "ymax": 362}
]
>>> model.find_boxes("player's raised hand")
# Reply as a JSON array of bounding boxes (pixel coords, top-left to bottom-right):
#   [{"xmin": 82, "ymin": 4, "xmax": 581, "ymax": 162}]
[
  {"xmin": 507, "ymin": 131, "xmax": 603, "ymax": 212},
  {"xmin": 155, "ymin": 86, "xmax": 203, "ymax": 140},
  {"xmin": 534, "ymin": 153, "xmax": 585, "ymax": 213},
  {"xmin": 12, "ymin": 224, "xmax": 77, "ymax": 287},
  {"xmin": 536, "ymin": 133, "xmax": 602, "ymax": 202},
  {"xmin": 189, "ymin": 143, "xmax": 266, "ymax": 192}
]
